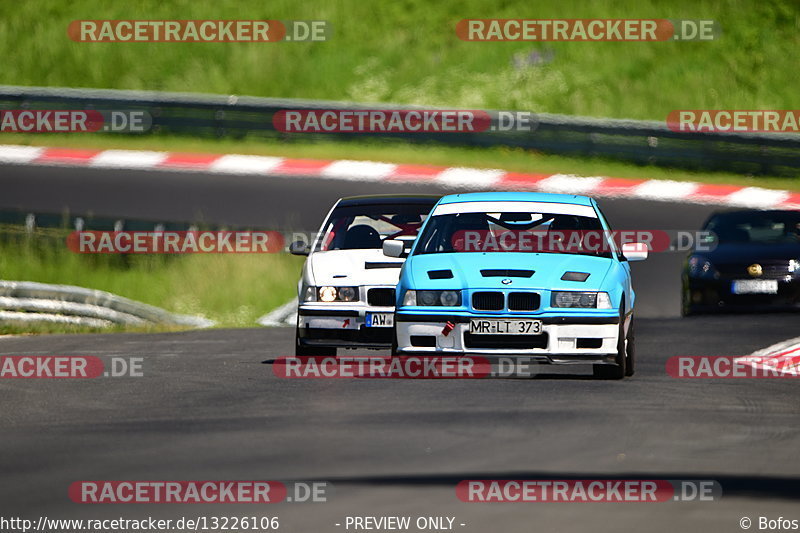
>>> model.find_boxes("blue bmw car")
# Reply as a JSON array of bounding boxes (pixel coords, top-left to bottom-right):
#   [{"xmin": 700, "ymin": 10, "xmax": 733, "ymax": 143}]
[{"xmin": 382, "ymin": 192, "xmax": 648, "ymax": 379}]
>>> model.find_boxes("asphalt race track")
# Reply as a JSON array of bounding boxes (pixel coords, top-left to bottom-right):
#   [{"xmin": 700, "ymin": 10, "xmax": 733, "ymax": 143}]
[
  {"xmin": 0, "ymin": 163, "xmax": 718, "ymax": 316},
  {"xmin": 1, "ymin": 164, "xmax": 798, "ymax": 532}
]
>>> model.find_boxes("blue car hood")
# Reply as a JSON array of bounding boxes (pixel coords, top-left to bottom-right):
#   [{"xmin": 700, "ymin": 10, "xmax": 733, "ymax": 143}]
[{"xmin": 406, "ymin": 252, "xmax": 613, "ymax": 290}]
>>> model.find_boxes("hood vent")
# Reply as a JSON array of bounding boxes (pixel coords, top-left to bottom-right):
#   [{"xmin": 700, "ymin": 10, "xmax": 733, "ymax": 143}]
[
  {"xmin": 365, "ymin": 262, "xmax": 404, "ymax": 269},
  {"xmin": 428, "ymin": 269, "xmax": 454, "ymax": 279},
  {"xmin": 561, "ymin": 271, "xmax": 590, "ymax": 282},
  {"xmin": 481, "ymin": 269, "xmax": 534, "ymax": 278}
]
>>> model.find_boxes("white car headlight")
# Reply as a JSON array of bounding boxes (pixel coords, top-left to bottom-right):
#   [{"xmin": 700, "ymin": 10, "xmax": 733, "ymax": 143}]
[
  {"xmin": 551, "ymin": 291, "xmax": 612, "ymax": 309},
  {"xmin": 338, "ymin": 287, "xmax": 357, "ymax": 302},
  {"xmin": 316, "ymin": 286, "xmax": 360, "ymax": 303},
  {"xmin": 319, "ymin": 286, "xmax": 337, "ymax": 302},
  {"xmin": 303, "ymin": 285, "xmax": 316, "ymax": 302}
]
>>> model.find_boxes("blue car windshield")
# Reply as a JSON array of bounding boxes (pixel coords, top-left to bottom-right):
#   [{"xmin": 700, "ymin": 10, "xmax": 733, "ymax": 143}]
[{"xmin": 412, "ymin": 211, "xmax": 612, "ymax": 258}]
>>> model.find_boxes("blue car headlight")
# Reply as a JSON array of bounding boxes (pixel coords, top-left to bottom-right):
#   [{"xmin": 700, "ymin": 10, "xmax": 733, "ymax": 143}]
[
  {"xmin": 687, "ymin": 256, "xmax": 719, "ymax": 279},
  {"xmin": 402, "ymin": 290, "xmax": 462, "ymax": 306},
  {"xmin": 551, "ymin": 291, "xmax": 612, "ymax": 309}
]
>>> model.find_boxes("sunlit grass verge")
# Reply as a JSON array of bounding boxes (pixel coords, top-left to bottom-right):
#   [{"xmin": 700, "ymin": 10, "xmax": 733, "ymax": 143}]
[
  {"xmin": 0, "ymin": 227, "xmax": 304, "ymax": 334},
  {"xmin": 1, "ymin": 0, "xmax": 797, "ymax": 121}
]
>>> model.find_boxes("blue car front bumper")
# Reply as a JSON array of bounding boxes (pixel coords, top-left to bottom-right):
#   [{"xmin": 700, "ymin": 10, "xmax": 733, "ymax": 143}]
[{"xmin": 394, "ymin": 311, "xmax": 622, "ymax": 363}]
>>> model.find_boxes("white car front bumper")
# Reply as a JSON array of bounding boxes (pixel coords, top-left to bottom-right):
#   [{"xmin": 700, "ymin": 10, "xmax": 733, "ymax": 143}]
[{"xmin": 297, "ymin": 292, "xmax": 396, "ymax": 349}]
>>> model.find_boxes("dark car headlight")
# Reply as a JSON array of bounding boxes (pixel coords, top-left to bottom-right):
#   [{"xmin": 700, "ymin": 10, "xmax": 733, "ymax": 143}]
[
  {"xmin": 687, "ymin": 256, "xmax": 719, "ymax": 279},
  {"xmin": 551, "ymin": 291, "xmax": 612, "ymax": 309},
  {"xmin": 402, "ymin": 290, "xmax": 461, "ymax": 306},
  {"xmin": 337, "ymin": 286, "xmax": 358, "ymax": 302}
]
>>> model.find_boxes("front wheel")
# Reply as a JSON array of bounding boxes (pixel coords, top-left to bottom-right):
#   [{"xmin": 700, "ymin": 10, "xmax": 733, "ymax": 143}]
[
  {"xmin": 390, "ymin": 325, "xmax": 400, "ymax": 357},
  {"xmin": 681, "ymin": 285, "xmax": 695, "ymax": 317},
  {"xmin": 593, "ymin": 310, "xmax": 628, "ymax": 380},
  {"xmin": 624, "ymin": 317, "xmax": 635, "ymax": 377}
]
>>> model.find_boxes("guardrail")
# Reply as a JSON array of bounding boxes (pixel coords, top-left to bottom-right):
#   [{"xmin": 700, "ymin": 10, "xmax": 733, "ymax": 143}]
[
  {"xmin": 1, "ymin": 85, "xmax": 799, "ymax": 176},
  {"xmin": 256, "ymin": 298, "xmax": 297, "ymax": 327},
  {"xmin": 0, "ymin": 208, "xmax": 200, "ymax": 233},
  {"xmin": 0, "ymin": 280, "xmax": 214, "ymax": 328},
  {"xmin": 0, "ymin": 209, "xmax": 220, "ymax": 329}
]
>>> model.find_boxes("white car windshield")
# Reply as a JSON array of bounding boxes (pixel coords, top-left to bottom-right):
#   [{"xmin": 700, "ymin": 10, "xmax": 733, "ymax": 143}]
[{"xmin": 315, "ymin": 204, "xmax": 432, "ymax": 252}]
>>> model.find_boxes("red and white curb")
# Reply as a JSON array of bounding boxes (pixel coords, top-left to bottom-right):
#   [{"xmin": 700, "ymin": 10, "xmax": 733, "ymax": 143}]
[
  {"xmin": 736, "ymin": 337, "xmax": 800, "ymax": 376},
  {"xmin": 2, "ymin": 144, "xmax": 798, "ymax": 210}
]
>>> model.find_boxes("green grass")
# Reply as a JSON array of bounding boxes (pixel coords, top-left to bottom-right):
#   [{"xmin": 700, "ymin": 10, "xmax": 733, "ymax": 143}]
[
  {"xmin": 2, "ymin": 0, "xmax": 798, "ymax": 335},
  {"xmin": 0, "ymin": 228, "xmax": 304, "ymax": 334},
  {"xmin": 3, "ymin": 132, "xmax": 800, "ymax": 191},
  {"xmin": 1, "ymin": 0, "xmax": 797, "ymax": 121}
]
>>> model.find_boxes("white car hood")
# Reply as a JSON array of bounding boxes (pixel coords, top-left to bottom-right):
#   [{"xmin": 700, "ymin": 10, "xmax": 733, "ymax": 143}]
[{"xmin": 309, "ymin": 249, "xmax": 404, "ymax": 286}]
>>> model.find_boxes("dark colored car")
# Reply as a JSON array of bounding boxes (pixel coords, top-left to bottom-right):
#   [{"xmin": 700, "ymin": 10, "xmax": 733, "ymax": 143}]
[{"xmin": 682, "ymin": 209, "xmax": 800, "ymax": 315}]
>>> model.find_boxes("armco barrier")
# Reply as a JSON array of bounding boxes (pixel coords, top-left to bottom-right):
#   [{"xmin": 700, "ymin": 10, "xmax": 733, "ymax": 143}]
[
  {"xmin": 1, "ymin": 85, "xmax": 799, "ymax": 175},
  {"xmin": 0, "ymin": 208, "xmax": 200, "ymax": 232},
  {"xmin": 0, "ymin": 280, "xmax": 214, "ymax": 328},
  {"xmin": 256, "ymin": 298, "xmax": 298, "ymax": 327}
]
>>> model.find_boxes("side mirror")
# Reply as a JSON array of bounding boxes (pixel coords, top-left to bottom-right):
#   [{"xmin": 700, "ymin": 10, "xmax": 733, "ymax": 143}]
[
  {"xmin": 621, "ymin": 242, "xmax": 648, "ymax": 262},
  {"xmin": 289, "ymin": 240, "xmax": 310, "ymax": 256},
  {"xmin": 382, "ymin": 239, "xmax": 405, "ymax": 258}
]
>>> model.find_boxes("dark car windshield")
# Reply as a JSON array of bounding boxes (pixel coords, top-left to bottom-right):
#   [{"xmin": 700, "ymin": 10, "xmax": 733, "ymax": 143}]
[
  {"xmin": 706, "ymin": 211, "xmax": 800, "ymax": 245},
  {"xmin": 412, "ymin": 211, "xmax": 612, "ymax": 258},
  {"xmin": 315, "ymin": 203, "xmax": 433, "ymax": 251}
]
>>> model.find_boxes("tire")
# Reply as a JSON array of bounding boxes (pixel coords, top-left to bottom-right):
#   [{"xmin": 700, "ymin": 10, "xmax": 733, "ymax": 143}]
[
  {"xmin": 390, "ymin": 325, "xmax": 400, "ymax": 357},
  {"xmin": 593, "ymin": 308, "xmax": 627, "ymax": 380},
  {"xmin": 624, "ymin": 317, "xmax": 635, "ymax": 377},
  {"xmin": 295, "ymin": 328, "xmax": 336, "ymax": 357},
  {"xmin": 681, "ymin": 285, "xmax": 695, "ymax": 317}
]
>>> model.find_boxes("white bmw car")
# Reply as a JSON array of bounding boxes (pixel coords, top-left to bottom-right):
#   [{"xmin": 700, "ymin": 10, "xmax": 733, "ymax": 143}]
[{"xmin": 290, "ymin": 195, "xmax": 439, "ymax": 356}]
